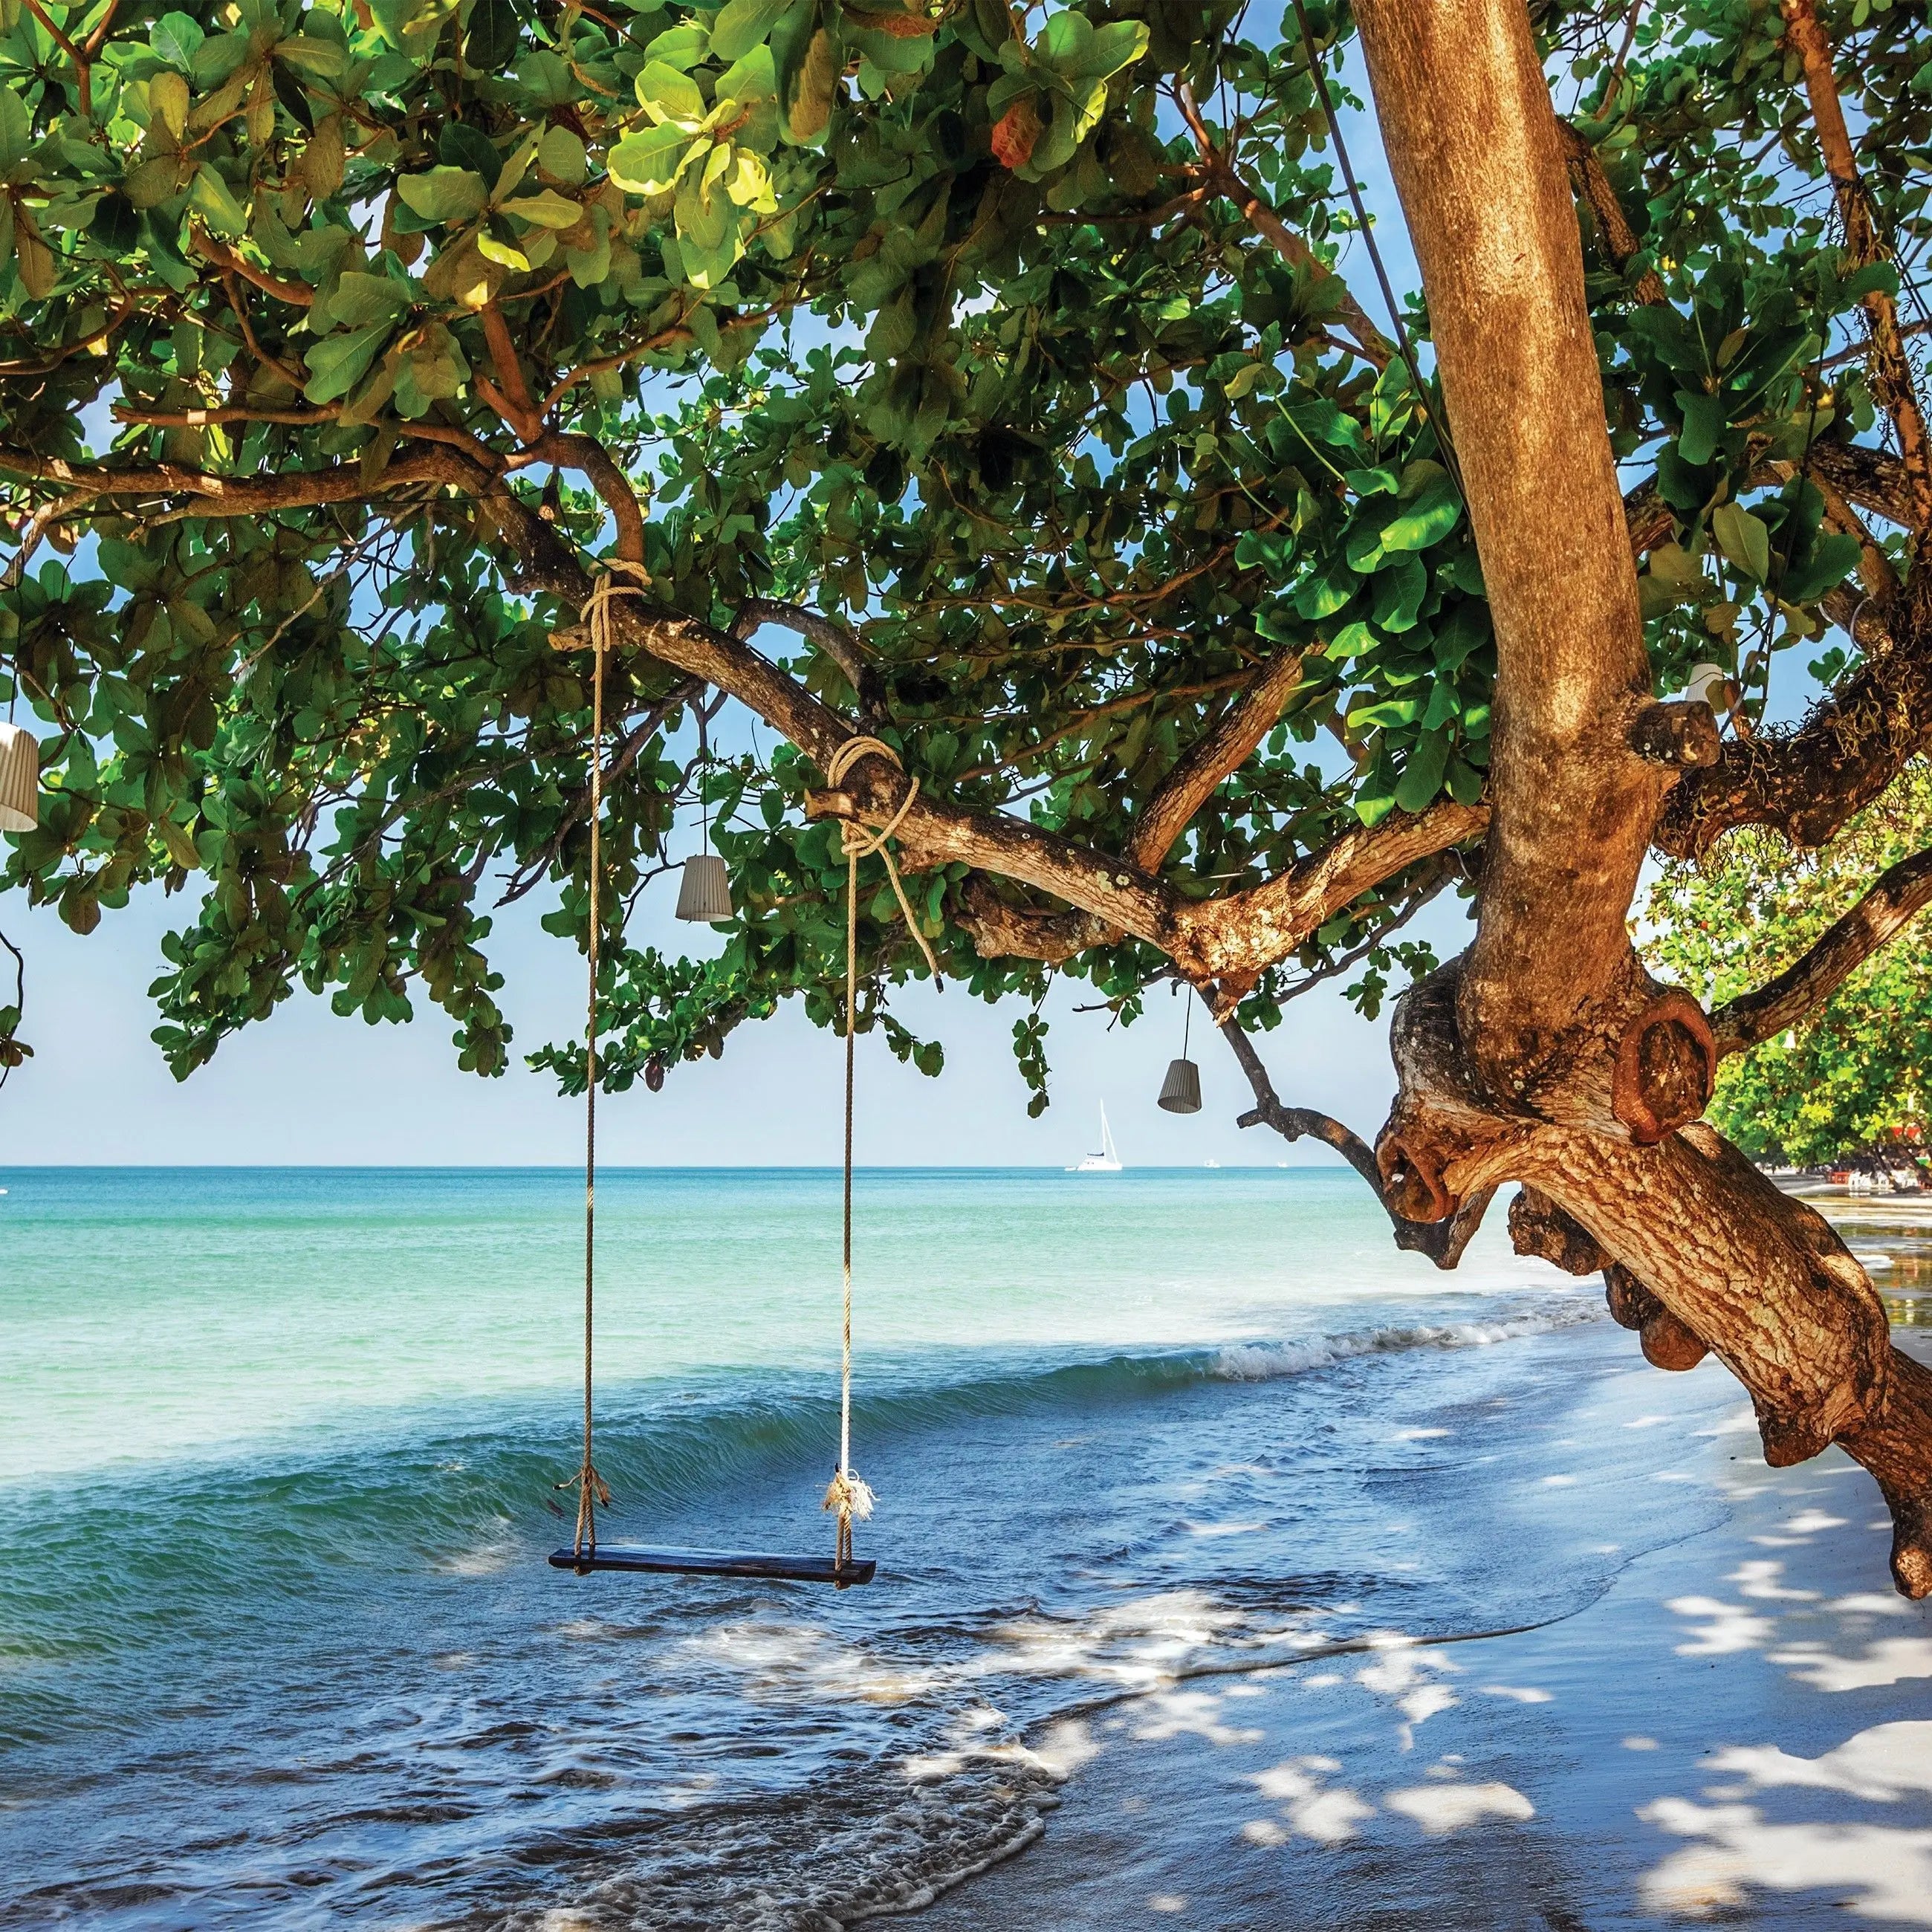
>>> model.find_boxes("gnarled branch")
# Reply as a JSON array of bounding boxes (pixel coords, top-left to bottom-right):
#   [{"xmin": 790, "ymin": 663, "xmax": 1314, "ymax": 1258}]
[{"xmin": 1655, "ymin": 571, "xmax": 1932, "ymax": 857}]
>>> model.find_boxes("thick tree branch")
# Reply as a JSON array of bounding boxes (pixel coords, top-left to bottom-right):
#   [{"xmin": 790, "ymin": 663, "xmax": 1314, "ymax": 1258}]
[
  {"xmin": 1711, "ymin": 841, "xmax": 1932, "ymax": 1057},
  {"xmin": 1809, "ymin": 439, "xmax": 1920, "ymax": 531},
  {"xmin": 1126, "ymin": 649, "xmax": 1307, "ymax": 869},
  {"xmin": 1656, "ymin": 569, "xmax": 1932, "ymax": 856},
  {"xmin": 0, "ymin": 444, "xmax": 487, "ymax": 516},
  {"xmin": 528, "ymin": 430, "xmax": 646, "ymax": 563},
  {"xmin": 1557, "ymin": 120, "xmax": 1668, "ymax": 304},
  {"xmin": 499, "ymin": 490, "xmax": 1491, "ymax": 982},
  {"xmin": 1353, "ymin": 0, "xmax": 1663, "ymax": 1108}
]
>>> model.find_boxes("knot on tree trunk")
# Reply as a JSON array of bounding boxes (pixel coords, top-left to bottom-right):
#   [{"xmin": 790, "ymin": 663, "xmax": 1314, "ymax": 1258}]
[
  {"xmin": 1605, "ymin": 1262, "xmax": 1710, "ymax": 1370},
  {"xmin": 1380, "ymin": 959, "xmax": 1504, "ymax": 1224},
  {"xmin": 1612, "ymin": 991, "xmax": 1716, "ymax": 1144},
  {"xmin": 1627, "ymin": 696, "xmax": 1722, "ymax": 770},
  {"xmin": 1375, "ymin": 1132, "xmax": 1454, "ymax": 1222},
  {"xmin": 1508, "ymin": 1184, "xmax": 1604, "ymax": 1273}
]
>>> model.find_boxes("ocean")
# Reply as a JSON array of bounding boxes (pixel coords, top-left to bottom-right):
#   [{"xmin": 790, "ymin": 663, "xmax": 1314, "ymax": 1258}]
[{"xmin": 0, "ymin": 1166, "xmax": 1742, "ymax": 1927}]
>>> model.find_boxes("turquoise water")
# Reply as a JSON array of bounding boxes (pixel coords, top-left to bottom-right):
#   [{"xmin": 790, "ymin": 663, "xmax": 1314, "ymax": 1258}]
[{"xmin": 0, "ymin": 1167, "xmax": 1711, "ymax": 1926}]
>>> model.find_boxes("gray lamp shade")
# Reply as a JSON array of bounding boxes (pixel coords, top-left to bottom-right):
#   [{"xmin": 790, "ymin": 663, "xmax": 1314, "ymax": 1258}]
[
  {"xmin": 0, "ymin": 722, "xmax": 38, "ymax": 834},
  {"xmin": 1158, "ymin": 1056, "xmax": 1202, "ymax": 1114},
  {"xmin": 675, "ymin": 852, "xmax": 733, "ymax": 923}
]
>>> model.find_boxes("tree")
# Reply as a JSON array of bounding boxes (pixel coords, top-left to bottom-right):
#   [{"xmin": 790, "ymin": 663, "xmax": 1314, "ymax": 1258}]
[
  {"xmin": 4, "ymin": 0, "xmax": 1932, "ymax": 1591},
  {"xmin": 1648, "ymin": 763, "xmax": 1932, "ymax": 1171}
]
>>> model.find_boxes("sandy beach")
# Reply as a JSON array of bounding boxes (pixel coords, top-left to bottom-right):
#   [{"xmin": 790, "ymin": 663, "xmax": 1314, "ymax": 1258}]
[{"xmin": 919, "ymin": 1326, "xmax": 1932, "ymax": 1931}]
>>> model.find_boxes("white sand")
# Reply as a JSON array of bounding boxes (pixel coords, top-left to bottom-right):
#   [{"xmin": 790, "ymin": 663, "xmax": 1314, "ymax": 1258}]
[{"xmin": 917, "ymin": 1334, "xmax": 1932, "ymax": 1930}]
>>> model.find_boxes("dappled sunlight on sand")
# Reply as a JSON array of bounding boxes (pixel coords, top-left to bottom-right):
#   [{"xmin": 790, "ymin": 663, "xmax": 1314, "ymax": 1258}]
[
  {"xmin": 912, "ymin": 1357, "xmax": 1932, "ymax": 1932},
  {"xmin": 1384, "ymin": 1777, "xmax": 1537, "ymax": 1834},
  {"xmin": 1641, "ymin": 1756, "xmax": 1932, "ymax": 1924}
]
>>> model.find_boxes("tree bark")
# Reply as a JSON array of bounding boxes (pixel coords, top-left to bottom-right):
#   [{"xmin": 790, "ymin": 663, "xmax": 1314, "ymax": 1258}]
[
  {"xmin": 1351, "ymin": 0, "xmax": 1673, "ymax": 1118},
  {"xmin": 1346, "ymin": 0, "xmax": 1932, "ymax": 1597}
]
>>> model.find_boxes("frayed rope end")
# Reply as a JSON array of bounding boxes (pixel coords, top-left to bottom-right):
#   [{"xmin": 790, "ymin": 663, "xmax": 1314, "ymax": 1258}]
[{"xmin": 823, "ymin": 1468, "xmax": 875, "ymax": 1522}]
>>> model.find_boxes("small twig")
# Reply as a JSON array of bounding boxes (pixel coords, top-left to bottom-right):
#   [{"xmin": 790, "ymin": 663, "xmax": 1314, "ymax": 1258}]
[{"xmin": 496, "ymin": 678, "xmax": 704, "ymax": 906}]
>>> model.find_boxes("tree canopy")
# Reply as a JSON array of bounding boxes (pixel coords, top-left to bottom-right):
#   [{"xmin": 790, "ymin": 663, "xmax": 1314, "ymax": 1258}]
[{"xmin": 0, "ymin": 0, "xmax": 1918, "ymax": 1098}]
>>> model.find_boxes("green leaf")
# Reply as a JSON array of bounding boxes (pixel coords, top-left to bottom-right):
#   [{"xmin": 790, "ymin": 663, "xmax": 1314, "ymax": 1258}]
[
  {"xmin": 151, "ymin": 10, "xmax": 205, "ymax": 71},
  {"xmin": 711, "ymin": 0, "xmax": 791, "ymax": 62},
  {"xmin": 501, "ymin": 189, "xmax": 583, "ymax": 227},
  {"xmin": 1711, "ymin": 500, "xmax": 1771, "ymax": 583},
  {"xmin": 538, "ymin": 123, "xmax": 587, "ymax": 185},
  {"xmin": 397, "ymin": 166, "xmax": 490, "ymax": 225},
  {"xmin": 1394, "ymin": 729, "xmax": 1450, "ymax": 812},
  {"xmin": 474, "ymin": 227, "xmax": 531, "ymax": 270},
  {"xmin": 609, "ymin": 123, "xmax": 694, "ymax": 195},
  {"xmin": 302, "ymin": 322, "xmax": 395, "ymax": 403},
  {"xmin": 187, "ymin": 165, "xmax": 248, "ymax": 236},
  {"xmin": 439, "ymin": 121, "xmax": 502, "ymax": 189},
  {"xmin": 637, "ymin": 60, "xmax": 708, "ymax": 128},
  {"xmin": 1370, "ymin": 553, "xmax": 1427, "ymax": 632},
  {"xmin": 1065, "ymin": 18, "xmax": 1149, "ymax": 81},
  {"xmin": 325, "ymin": 270, "xmax": 410, "ymax": 329},
  {"xmin": 0, "ymin": 91, "xmax": 29, "ymax": 175},
  {"xmin": 1377, "ymin": 470, "xmax": 1460, "ymax": 553},
  {"xmin": 1676, "ymin": 389, "xmax": 1724, "ymax": 467},
  {"xmin": 464, "ymin": 0, "xmax": 522, "ymax": 74},
  {"xmin": 513, "ymin": 50, "xmax": 579, "ymax": 105},
  {"xmin": 276, "ymin": 35, "xmax": 346, "ymax": 77}
]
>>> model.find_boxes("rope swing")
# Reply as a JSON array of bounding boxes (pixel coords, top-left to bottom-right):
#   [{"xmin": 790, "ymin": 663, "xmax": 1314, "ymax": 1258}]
[
  {"xmin": 558, "ymin": 560, "xmax": 652, "ymax": 1563},
  {"xmin": 547, "ymin": 594, "xmax": 933, "ymax": 1589},
  {"xmin": 817, "ymin": 736, "xmax": 938, "ymax": 1572}
]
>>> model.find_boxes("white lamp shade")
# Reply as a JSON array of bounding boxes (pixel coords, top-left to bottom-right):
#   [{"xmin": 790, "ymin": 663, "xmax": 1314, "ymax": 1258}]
[
  {"xmin": 0, "ymin": 722, "xmax": 38, "ymax": 834},
  {"xmin": 675, "ymin": 852, "xmax": 733, "ymax": 924},
  {"xmin": 1685, "ymin": 662, "xmax": 1729, "ymax": 709},
  {"xmin": 1158, "ymin": 1057, "xmax": 1202, "ymax": 1115}
]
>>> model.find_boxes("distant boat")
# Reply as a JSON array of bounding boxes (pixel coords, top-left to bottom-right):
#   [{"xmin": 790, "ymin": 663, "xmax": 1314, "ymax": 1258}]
[
  {"xmin": 1204, "ymin": 1159, "xmax": 1221, "ymax": 1169},
  {"xmin": 1068, "ymin": 1103, "xmax": 1123, "ymax": 1173}
]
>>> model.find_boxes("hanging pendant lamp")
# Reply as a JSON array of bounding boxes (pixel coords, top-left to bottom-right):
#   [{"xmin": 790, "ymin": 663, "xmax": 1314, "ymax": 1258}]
[
  {"xmin": 0, "ymin": 722, "xmax": 38, "ymax": 834},
  {"xmin": 675, "ymin": 711, "xmax": 733, "ymax": 924},
  {"xmin": 675, "ymin": 851, "xmax": 733, "ymax": 923},
  {"xmin": 1158, "ymin": 982, "xmax": 1203, "ymax": 1115},
  {"xmin": 1158, "ymin": 1055, "xmax": 1202, "ymax": 1114},
  {"xmin": 1685, "ymin": 662, "xmax": 1731, "ymax": 712}
]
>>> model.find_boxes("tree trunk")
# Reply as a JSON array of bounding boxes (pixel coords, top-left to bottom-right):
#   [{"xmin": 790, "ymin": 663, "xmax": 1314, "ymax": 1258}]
[{"xmin": 1349, "ymin": 0, "xmax": 1932, "ymax": 1595}]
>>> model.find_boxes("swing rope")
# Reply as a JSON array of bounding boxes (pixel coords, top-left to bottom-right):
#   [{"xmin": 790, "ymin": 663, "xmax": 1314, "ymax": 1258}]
[
  {"xmin": 819, "ymin": 736, "xmax": 939, "ymax": 1566},
  {"xmin": 559, "ymin": 560, "xmax": 654, "ymax": 1562}
]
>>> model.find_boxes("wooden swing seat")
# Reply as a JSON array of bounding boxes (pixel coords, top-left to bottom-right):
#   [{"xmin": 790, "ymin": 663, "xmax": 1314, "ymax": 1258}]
[{"xmin": 548, "ymin": 1544, "xmax": 877, "ymax": 1585}]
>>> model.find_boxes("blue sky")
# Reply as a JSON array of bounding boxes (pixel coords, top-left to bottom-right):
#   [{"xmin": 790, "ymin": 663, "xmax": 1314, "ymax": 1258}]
[{"xmin": 0, "ymin": 848, "xmax": 1465, "ymax": 1164}]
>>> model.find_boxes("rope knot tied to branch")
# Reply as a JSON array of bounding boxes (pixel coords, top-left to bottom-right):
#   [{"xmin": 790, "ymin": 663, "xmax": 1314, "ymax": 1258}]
[
  {"xmin": 823, "ymin": 734, "xmax": 941, "ymax": 984},
  {"xmin": 577, "ymin": 555, "xmax": 656, "ymax": 658}
]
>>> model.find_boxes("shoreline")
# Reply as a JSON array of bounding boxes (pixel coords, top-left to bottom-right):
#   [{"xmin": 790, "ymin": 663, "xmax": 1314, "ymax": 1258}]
[{"xmin": 911, "ymin": 1333, "xmax": 1932, "ymax": 1931}]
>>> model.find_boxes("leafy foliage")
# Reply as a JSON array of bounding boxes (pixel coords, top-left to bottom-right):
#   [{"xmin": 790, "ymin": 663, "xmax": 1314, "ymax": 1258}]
[
  {"xmin": 0, "ymin": 0, "xmax": 1917, "ymax": 1098},
  {"xmin": 1647, "ymin": 765, "xmax": 1932, "ymax": 1165}
]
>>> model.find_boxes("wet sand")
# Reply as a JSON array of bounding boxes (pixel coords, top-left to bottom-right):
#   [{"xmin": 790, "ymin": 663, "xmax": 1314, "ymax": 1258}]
[{"xmin": 918, "ymin": 1330, "xmax": 1932, "ymax": 1931}]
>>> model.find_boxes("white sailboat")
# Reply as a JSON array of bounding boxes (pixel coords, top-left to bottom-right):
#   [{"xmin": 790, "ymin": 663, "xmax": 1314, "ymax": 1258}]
[{"xmin": 1068, "ymin": 1103, "xmax": 1124, "ymax": 1173}]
